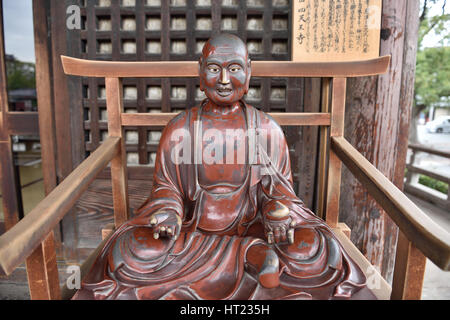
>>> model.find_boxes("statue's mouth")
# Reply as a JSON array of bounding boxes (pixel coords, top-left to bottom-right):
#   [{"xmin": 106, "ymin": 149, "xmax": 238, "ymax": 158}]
[{"xmin": 216, "ymin": 86, "xmax": 233, "ymax": 97}]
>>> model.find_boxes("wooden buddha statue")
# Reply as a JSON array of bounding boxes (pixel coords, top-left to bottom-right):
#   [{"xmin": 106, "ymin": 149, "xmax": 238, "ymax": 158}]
[{"xmin": 73, "ymin": 34, "xmax": 375, "ymax": 300}]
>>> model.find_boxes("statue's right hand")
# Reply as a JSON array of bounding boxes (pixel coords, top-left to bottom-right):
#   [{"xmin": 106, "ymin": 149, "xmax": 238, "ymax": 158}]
[{"xmin": 149, "ymin": 210, "xmax": 182, "ymax": 240}]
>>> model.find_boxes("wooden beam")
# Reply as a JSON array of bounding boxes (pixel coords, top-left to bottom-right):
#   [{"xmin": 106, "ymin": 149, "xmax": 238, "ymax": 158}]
[
  {"xmin": 317, "ymin": 78, "xmax": 331, "ymax": 219},
  {"xmin": 61, "ymin": 55, "xmax": 391, "ymax": 78},
  {"xmin": 5, "ymin": 112, "xmax": 39, "ymax": 135},
  {"xmin": 408, "ymin": 143, "xmax": 450, "ymax": 159},
  {"xmin": 105, "ymin": 78, "xmax": 129, "ymax": 227},
  {"xmin": 297, "ymin": 78, "xmax": 320, "ymax": 209},
  {"xmin": 406, "ymin": 164, "xmax": 450, "ymax": 184},
  {"xmin": 331, "ymin": 136, "xmax": 450, "ymax": 271},
  {"xmin": 0, "ymin": 0, "xmax": 8, "ymax": 142},
  {"xmin": 25, "ymin": 231, "xmax": 61, "ymax": 300},
  {"xmin": 329, "ymin": 78, "xmax": 346, "ymax": 137},
  {"xmin": 0, "ymin": 1, "xmax": 21, "ymax": 230},
  {"xmin": 33, "ymin": 0, "xmax": 58, "ymax": 195},
  {"xmin": 22, "ymin": 0, "xmax": 63, "ymax": 301},
  {"xmin": 121, "ymin": 112, "xmax": 331, "ymax": 127},
  {"xmin": 0, "ymin": 141, "xmax": 20, "ymax": 230},
  {"xmin": 50, "ymin": 0, "xmax": 79, "ymax": 258},
  {"xmin": 0, "ymin": 137, "xmax": 120, "ymax": 276},
  {"xmin": 325, "ymin": 152, "xmax": 341, "ymax": 228},
  {"xmin": 51, "ymin": 0, "xmax": 73, "ymax": 181},
  {"xmin": 325, "ymin": 78, "xmax": 346, "ymax": 227},
  {"xmin": 391, "ymin": 231, "xmax": 426, "ymax": 300}
]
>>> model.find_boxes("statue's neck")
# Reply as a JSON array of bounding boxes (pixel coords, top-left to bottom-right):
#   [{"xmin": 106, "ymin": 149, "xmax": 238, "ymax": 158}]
[{"xmin": 203, "ymin": 100, "xmax": 243, "ymax": 117}]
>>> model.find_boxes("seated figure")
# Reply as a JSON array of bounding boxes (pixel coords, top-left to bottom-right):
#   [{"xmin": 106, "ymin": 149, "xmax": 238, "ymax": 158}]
[{"xmin": 73, "ymin": 34, "xmax": 375, "ymax": 300}]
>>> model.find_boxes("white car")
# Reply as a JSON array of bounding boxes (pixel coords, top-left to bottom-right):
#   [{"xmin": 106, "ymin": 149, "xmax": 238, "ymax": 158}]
[{"xmin": 425, "ymin": 116, "xmax": 450, "ymax": 133}]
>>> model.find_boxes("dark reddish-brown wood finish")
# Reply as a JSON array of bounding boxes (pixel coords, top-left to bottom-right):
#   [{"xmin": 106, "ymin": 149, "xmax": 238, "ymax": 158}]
[{"xmin": 72, "ymin": 35, "xmax": 372, "ymax": 300}]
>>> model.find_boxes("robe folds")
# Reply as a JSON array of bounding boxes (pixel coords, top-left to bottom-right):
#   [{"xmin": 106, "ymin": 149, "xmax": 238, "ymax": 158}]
[{"xmin": 73, "ymin": 101, "xmax": 375, "ymax": 300}]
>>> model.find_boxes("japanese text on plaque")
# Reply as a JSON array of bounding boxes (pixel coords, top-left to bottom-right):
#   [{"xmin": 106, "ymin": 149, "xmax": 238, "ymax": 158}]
[{"xmin": 292, "ymin": 0, "xmax": 381, "ymax": 62}]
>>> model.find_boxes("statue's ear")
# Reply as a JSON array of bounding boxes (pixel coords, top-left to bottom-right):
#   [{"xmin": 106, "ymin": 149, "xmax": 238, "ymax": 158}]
[{"xmin": 245, "ymin": 58, "xmax": 252, "ymax": 94}]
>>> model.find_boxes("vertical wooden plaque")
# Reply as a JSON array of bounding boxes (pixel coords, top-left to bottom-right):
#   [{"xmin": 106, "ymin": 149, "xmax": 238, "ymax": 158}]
[{"xmin": 292, "ymin": 0, "xmax": 382, "ymax": 62}]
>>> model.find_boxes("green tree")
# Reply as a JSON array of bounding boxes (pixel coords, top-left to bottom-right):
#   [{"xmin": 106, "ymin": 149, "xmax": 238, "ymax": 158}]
[
  {"xmin": 418, "ymin": 0, "xmax": 450, "ymax": 48},
  {"xmin": 410, "ymin": 0, "xmax": 450, "ymax": 142},
  {"xmin": 5, "ymin": 55, "xmax": 36, "ymax": 91},
  {"xmin": 415, "ymin": 46, "xmax": 450, "ymax": 108}
]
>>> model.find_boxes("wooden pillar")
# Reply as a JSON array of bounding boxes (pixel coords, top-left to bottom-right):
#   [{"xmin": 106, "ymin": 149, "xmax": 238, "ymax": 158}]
[
  {"xmin": 32, "ymin": 0, "xmax": 58, "ymax": 202},
  {"xmin": 391, "ymin": 231, "xmax": 426, "ymax": 300},
  {"xmin": 50, "ymin": 0, "xmax": 72, "ymax": 180},
  {"xmin": 299, "ymin": 77, "xmax": 319, "ymax": 211},
  {"xmin": 14, "ymin": 0, "xmax": 62, "ymax": 300},
  {"xmin": 0, "ymin": 140, "xmax": 21, "ymax": 230},
  {"xmin": 0, "ymin": 1, "xmax": 21, "ymax": 231},
  {"xmin": 340, "ymin": 0, "xmax": 420, "ymax": 284},
  {"xmin": 49, "ymin": 0, "xmax": 79, "ymax": 260},
  {"xmin": 105, "ymin": 77, "xmax": 129, "ymax": 227},
  {"xmin": 25, "ymin": 232, "xmax": 61, "ymax": 300},
  {"xmin": 325, "ymin": 78, "xmax": 346, "ymax": 228},
  {"xmin": 316, "ymin": 78, "xmax": 331, "ymax": 219},
  {"xmin": 390, "ymin": 0, "xmax": 426, "ymax": 299}
]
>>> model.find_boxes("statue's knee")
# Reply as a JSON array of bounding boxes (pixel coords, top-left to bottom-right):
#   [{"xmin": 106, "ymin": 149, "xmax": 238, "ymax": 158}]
[
  {"xmin": 277, "ymin": 227, "xmax": 321, "ymax": 260},
  {"xmin": 246, "ymin": 244, "xmax": 280, "ymax": 288}
]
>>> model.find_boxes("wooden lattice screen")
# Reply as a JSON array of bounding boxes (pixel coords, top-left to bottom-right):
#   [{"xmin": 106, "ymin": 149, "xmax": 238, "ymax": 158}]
[{"xmin": 67, "ymin": 0, "xmax": 321, "ymax": 212}]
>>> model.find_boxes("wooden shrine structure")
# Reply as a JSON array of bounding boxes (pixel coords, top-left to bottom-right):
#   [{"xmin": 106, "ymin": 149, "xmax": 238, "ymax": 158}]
[{"xmin": 0, "ymin": 0, "xmax": 448, "ymax": 300}]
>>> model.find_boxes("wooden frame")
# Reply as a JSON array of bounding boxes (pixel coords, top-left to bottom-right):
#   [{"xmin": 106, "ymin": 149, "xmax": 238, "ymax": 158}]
[
  {"xmin": 0, "ymin": 1, "xmax": 60, "ymax": 299},
  {"xmin": 1, "ymin": 55, "xmax": 449, "ymax": 300}
]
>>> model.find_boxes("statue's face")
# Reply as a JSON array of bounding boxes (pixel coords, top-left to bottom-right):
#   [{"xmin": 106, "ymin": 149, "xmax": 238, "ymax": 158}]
[{"xmin": 199, "ymin": 36, "xmax": 251, "ymax": 107}]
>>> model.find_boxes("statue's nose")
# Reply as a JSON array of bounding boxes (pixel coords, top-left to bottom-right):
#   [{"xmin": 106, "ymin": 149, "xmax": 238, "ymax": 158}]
[{"xmin": 220, "ymin": 69, "xmax": 230, "ymax": 84}]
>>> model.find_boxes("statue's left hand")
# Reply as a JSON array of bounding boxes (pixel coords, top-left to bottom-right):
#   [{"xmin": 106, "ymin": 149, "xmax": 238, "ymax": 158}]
[
  {"xmin": 264, "ymin": 217, "xmax": 296, "ymax": 245},
  {"xmin": 149, "ymin": 210, "xmax": 182, "ymax": 240},
  {"xmin": 263, "ymin": 200, "xmax": 296, "ymax": 245}
]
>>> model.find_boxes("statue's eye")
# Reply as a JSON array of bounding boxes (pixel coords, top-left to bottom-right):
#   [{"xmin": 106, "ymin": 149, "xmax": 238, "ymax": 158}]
[
  {"xmin": 208, "ymin": 65, "xmax": 220, "ymax": 73},
  {"xmin": 229, "ymin": 65, "xmax": 242, "ymax": 72}
]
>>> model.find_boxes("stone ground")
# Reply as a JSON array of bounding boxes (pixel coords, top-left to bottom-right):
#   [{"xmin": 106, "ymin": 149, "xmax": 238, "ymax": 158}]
[{"xmin": 0, "ymin": 283, "xmax": 30, "ymax": 300}]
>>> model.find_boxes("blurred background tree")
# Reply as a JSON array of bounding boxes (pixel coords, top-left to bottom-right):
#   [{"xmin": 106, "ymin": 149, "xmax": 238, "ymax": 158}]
[
  {"xmin": 411, "ymin": 0, "xmax": 450, "ymax": 142},
  {"xmin": 5, "ymin": 54, "xmax": 36, "ymax": 91}
]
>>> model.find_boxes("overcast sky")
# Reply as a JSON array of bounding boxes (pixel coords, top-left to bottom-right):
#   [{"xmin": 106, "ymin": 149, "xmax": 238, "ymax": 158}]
[
  {"xmin": 3, "ymin": 0, "xmax": 35, "ymax": 62},
  {"xmin": 421, "ymin": 0, "xmax": 450, "ymax": 48},
  {"xmin": 2, "ymin": 0, "xmax": 448, "ymax": 63}
]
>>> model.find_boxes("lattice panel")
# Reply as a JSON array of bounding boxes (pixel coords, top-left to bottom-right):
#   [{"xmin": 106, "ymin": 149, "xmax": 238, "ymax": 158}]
[{"xmin": 76, "ymin": 0, "xmax": 305, "ymax": 189}]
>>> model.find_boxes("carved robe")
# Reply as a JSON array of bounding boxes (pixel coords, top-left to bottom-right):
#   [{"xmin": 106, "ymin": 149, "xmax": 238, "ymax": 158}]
[{"xmin": 73, "ymin": 101, "xmax": 375, "ymax": 300}]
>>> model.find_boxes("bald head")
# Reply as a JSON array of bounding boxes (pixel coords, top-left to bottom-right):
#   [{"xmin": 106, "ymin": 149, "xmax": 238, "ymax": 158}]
[{"xmin": 202, "ymin": 34, "xmax": 248, "ymax": 59}]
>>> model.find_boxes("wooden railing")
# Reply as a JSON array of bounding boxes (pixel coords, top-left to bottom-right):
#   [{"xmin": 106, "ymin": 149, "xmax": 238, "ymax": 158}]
[
  {"xmin": 61, "ymin": 55, "xmax": 391, "ymax": 78},
  {"xmin": 405, "ymin": 144, "xmax": 450, "ymax": 211},
  {"xmin": 332, "ymin": 137, "xmax": 450, "ymax": 271},
  {"xmin": 0, "ymin": 137, "xmax": 120, "ymax": 276}
]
